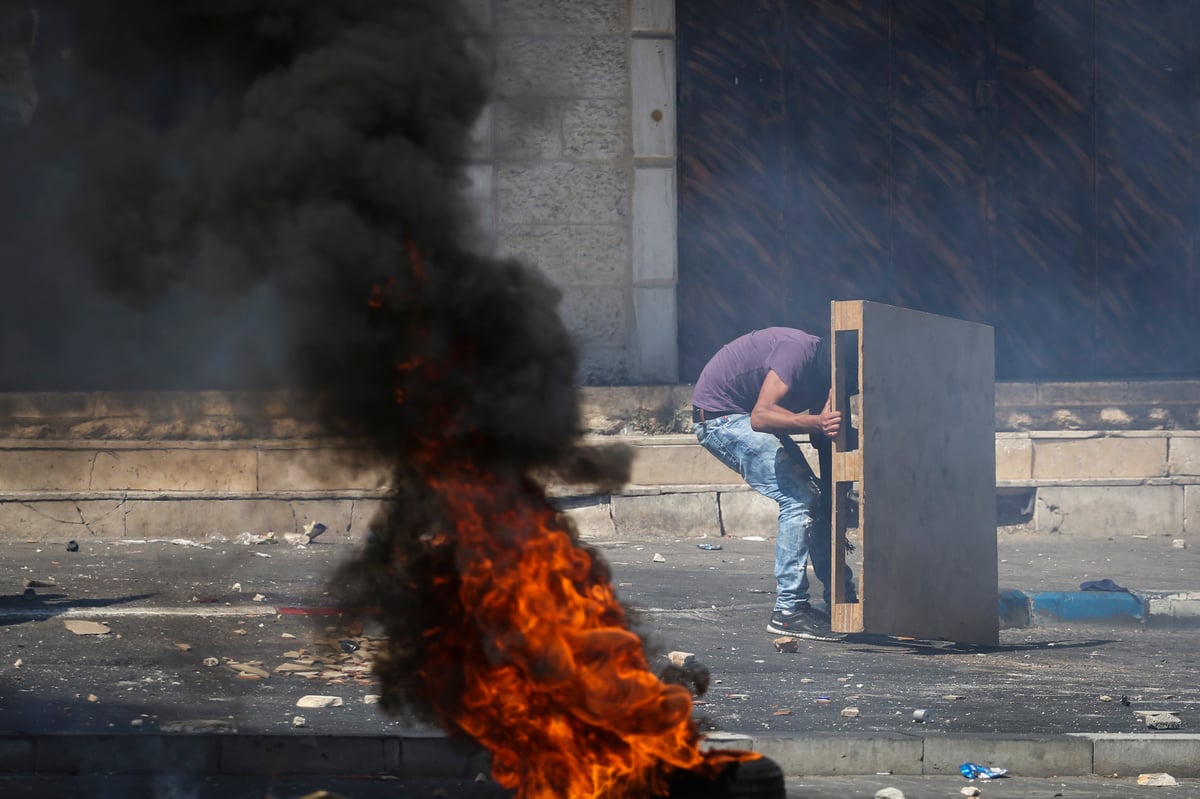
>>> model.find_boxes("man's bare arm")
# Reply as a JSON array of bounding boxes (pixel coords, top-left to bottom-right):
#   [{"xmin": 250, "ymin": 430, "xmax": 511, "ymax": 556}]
[{"xmin": 749, "ymin": 371, "xmax": 841, "ymax": 439}]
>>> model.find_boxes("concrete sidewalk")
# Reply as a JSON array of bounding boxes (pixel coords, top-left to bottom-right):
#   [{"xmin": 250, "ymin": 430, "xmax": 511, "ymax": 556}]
[{"xmin": 0, "ymin": 531, "xmax": 1195, "ymax": 789}]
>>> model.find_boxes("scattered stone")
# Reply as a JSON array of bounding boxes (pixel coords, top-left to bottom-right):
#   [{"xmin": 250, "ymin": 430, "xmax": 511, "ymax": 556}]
[
  {"xmin": 475, "ymin": 773, "xmax": 488, "ymax": 783},
  {"xmin": 160, "ymin": 719, "xmax": 236, "ymax": 734},
  {"xmin": 1142, "ymin": 712, "xmax": 1183, "ymax": 730},
  {"xmin": 772, "ymin": 709, "xmax": 792, "ymax": 716},
  {"xmin": 253, "ymin": 594, "xmax": 266, "ymax": 602},
  {"xmin": 292, "ymin": 716, "xmax": 307, "ymax": 728},
  {"xmin": 942, "ymin": 695, "xmax": 964, "ymax": 701},
  {"xmin": 364, "ymin": 695, "xmax": 381, "ymax": 705},
  {"xmin": 727, "ymin": 694, "xmax": 750, "ymax": 701},
  {"xmin": 231, "ymin": 582, "xmax": 242, "ymax": 593},
  {"xmin": 668, "ymin": 651, "xmax": 695, "ymax": 667},
  {"xmin": 961, "ymin": 787, "xmax": 981, "ymax": 797},
  {"xmin": 232, "ymin": 629, "xmax": 248, "ymax": 636},
  {"xmin": 227, "ymin": 661, "xmax": 270, "ymax": 679},
  {"xmin": 296, "ymin": 695, "xmax": 344, "ymax": 708},
  {"xmin": 841, "ymin": 707, "xmax": 860, "ymax": 718},
  {"xmin": 23, "ymin": 579, "xmax": 55, "ymax": 588},
  {"xmin": 837, "ymin": 676, "xmax": 852, "ymax": 683},
  {"xmin": 652, "ymin": 553, "xmax": 666, "ymax": 563},
  {"xmin": 1138, "ymin": 773, "xmax": 1178, "ymax": 786},
  {"xmin": 12, "ymin": 658, "xmax": 21, "ymax": 668},
  {"xmin": 63, "ymin": 620, "xmax": 110, "ymax": 636},
  {"xmin": 203, "ymin": 657, "xmax": 220, "ymax": 667},
  {"xmin": 1099, "ymin": 695, "xmax": 1113, "ymax": 702},
  {"xmin": 87, "ymin": 694, "xmax": 98, "ymax": 703},
  {"xmin": 799, "ymin": 677, "xmax": 814, "ymax": 684},
  {"xmin": 1172, "ymin": 539, "xmax": 1187, "ymax": 549},
  {"xmin": 874, "ymin": 788, "xmax": 904, "ymax": 799},
  {"xmin": 815, "ymin": 697, "xmax": 832, "ymax": 705},
  {"xmin": 773, "ymin": 637, "xmax": 799, "ymax": 653},
  {"xmin": 174, "ymin": 643, "xmax": 192, "ymax": 652},
  {"xmin": 130, "ymin": 718, "xmax": 144, "ymax": 728},
  {"xmin": 282, "ymin": 633, "xmax": 297, "ymax": 639}
]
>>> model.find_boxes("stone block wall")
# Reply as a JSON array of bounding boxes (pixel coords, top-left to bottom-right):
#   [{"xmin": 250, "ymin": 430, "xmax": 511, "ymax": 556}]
[{"xmin": 462, "ymin": 0, "xmax": 677, "ymax": 384}]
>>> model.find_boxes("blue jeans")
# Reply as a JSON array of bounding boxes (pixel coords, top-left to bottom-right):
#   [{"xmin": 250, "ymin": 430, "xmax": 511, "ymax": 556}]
[{"xmin": 696, "ymin": 413, "xmax": 853, "ymax": 611}]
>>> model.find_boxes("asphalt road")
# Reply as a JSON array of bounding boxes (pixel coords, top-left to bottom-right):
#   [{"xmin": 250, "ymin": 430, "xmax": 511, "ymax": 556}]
[{"xmin": 0, "ymin": 532, "xmax": 1196, "ymax": 739}]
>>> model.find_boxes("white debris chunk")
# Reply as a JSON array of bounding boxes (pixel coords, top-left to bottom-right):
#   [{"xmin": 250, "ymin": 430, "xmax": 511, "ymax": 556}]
[
  {"xmin": 1138, "ymin": 773, "xmax": 1178, "ymax": 786},
  {"xmin": 296, "ymin": 695, "xmax": 344, "ymax": 708},
  {"xmin": 64, "ymin": 620, "xmax": 110, "ymax": 636},
  {"xmin": 652, "ymin": 553, "xmax": 666, "ymax": 563},
  {"xmin": 874, "ymin": 788, "xmax": 905, "ymax": 799}
]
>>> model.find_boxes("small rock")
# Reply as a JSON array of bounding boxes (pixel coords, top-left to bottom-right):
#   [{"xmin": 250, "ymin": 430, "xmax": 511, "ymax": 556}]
[
  {"xmin": 364, "ymin": 695, "xmax": 381, "ymax": 705},
  {"xmin": 174, "ymin": 643, "xmax": 192, "ymax": 652},
  {"xmin": 64, "ymin": 620, "xmax": 110, "ymax": 636},
  {"xmin": 87, "ymin": 694, "xmax": 98, "ymax": 703},
  {"xmin": 799, "ymin": 677, "xmax": 814, "ymax": 684},
  {"xmin": 840, "ymin": 707, "xmax": 860, "ymax": 718},
  {"xmin": 1099, "ymin": 694, "xmax": 1113, "ymax": 702},
  {"xmin": 1172, "ymin": 539, "xmax": 1187, "ymax": 549},
  {"xmin": 668, "ymin": 651, "xmax": 695, "ymax": 667},
  {"xmin": 12, "ymin": 658, "xmax": 21, "ymax": 668},
  {"xmin": 252, "ymin": 594, "xmax": 266, "ymax": 602},
  {"xmin": 1143, "ymin": 712, "xmax": 1183, "ymax": 730},
  {"xmin": 961, "ymin": 787, "xmax": 981, "ymax": 797},
  {"xmin": 475, "ymin": 773, "xmax": 488, "ymax": 783},
  {"xmin": 130, "ymin": 718, "xmax": 144, "ymax": 728},
  {"xmin": 281, "ymin": 633, "xmax": 296, "ymax": 639},
  {"xmin": 292, "ymin": 716, "xmax": 306, "ymax": 728},
  {"xmin": 875, "ymin": 788, "xmax": 905, "ymax": 799},
  {"xmin": 203, "ymin": 657, "xmax": 220, "ymax": 667},
  {"xmin": 231, "ymin": 582, "xmax": 242, "ymax": 593},
  {"xmin": 652, "ymin": 553, "xmax": 666, "ymax": 563},
  {"xmin": 942, "ymin": 694, "xmax": 964, "ymax": 701},
  {"xmin": 296, "ymin": 695, "xmax": 344, "ymax": 708},
  {"xmin": 1138, "ymin": 773, "xmax": 1178, "ymax": 786},
  {"xmin": 773, "ymin": 637, "xmax": 799, "ymax": 653}
]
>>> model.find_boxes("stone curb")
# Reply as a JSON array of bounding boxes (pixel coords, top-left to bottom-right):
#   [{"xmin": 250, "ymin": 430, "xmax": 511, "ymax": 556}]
[
  {"xmin": 1, "ymin": 731, "xmax": 1197, "ymax": 779},
  {"xmin": 998, "ymin": 590, "xmax": 1200, "ymax": 628}
]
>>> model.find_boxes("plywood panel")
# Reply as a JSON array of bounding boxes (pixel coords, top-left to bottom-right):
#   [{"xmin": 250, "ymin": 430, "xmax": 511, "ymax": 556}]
[{"xmin": 832, "ymin": 300, "xmax": 997, "ymax": 645}]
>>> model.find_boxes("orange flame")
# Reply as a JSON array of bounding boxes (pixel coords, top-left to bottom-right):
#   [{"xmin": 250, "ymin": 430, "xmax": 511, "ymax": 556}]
[{"xmin": 418, "ymin": 465, "xmax": 749, "ymax": 798}]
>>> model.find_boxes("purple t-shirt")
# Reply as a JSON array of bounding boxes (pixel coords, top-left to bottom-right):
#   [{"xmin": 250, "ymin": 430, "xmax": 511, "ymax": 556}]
[{"xmin": 692, "ymin": 328, "xmax": 828, "ymax": 415}]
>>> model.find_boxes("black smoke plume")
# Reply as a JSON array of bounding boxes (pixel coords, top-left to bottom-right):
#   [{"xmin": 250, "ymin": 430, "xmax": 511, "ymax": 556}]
[{"xmin": 8, "ymin": 0, "xmax": 636, "ymax": 745}]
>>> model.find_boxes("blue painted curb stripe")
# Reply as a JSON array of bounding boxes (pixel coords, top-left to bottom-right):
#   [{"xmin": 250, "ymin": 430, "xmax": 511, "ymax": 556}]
[{"xmin": 1027, "ymin": 590, "xmax": 1145, "ymax": 623}]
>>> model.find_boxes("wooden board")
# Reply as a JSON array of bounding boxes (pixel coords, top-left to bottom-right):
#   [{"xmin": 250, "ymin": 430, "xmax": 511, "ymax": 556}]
[{"xmin": 831, "ymin": 300, "xmax": 997, "ymax": 645}]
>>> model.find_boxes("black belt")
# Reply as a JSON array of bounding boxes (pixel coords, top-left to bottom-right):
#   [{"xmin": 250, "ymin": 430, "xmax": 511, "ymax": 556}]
[{"xmin": 692, "ymin": 407, "xmax": 742, "ymax": 423}]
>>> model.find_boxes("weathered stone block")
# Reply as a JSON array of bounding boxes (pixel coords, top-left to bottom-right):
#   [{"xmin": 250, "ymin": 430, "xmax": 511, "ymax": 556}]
[
  {"xmin": 219, "ymin": 735, "xmax": 390, "ymax": 775},
  {"xmin": 1036, "ymin": 485, "xmax": 1183, "ymax": 537},
  {"xmin": 0, "ymin": 449, "xmax": 95, "ymax": 491},
  {"xmin": 0, "ymin": 499, "xmax": 126, "ymax": 540},
  {"xmin": 632, "ymin": 0, "xmax": 675, "ymax": 33},
  {"xmin": 628, "ymin": 439, "xmax": 737, "ymax": 486},
  {"xmin": 0, "ymin": 392, "xmax": 94, "ymax": 420},
  {"xmin": 631, "ymin": 39, "xmax": 675, "ymax": 157},
  {"xmin": 122, "ymin": 498, "xmax": 300, "ymax": 539},
  {"xmin": 633, "ymin": 167, "xmax": 676, "ymax": 283},
  {"xmin": 498, "ymin": 224, "xmax": 628, "ymax": 286},
  {"xmin": 498, "ymin": 163, "xmax": 628, "ymax": 225},
  {"xmin": 495, "ymin": 0, "xmax": 627, "ymax": 34},
  {"xmin": 1169, "ymin": 434, "xmax": 1200, "ymax": 477},
  {"xmin": 563, "ymin": 97, "xmax": 628, "ymax": 160},
  {"xmin": 556, "ymin": 496, "xmax": 615, "ymax": 538},
  {"xmin": 752, "ymin": 734, "xmax": 923, "ymax": 777},
  {"xmin": 559, "ymin": 288, "xmax": 625, "ymax": 345},
  {"xmin": 1090, "ymin": 734, "xmax": 1200, "ymax": 778},
  {"xmin": 633, "ymin": 286, "xmax": 678, "ymax": 382},
  {"xmin": 1032, "ymin": 436, "xmax": 1167, "ymax": 480},
  {"xmin": 495, "ymin": 36, "xmax": 627, "ymax": 98},
  {"xmin": 922, "ymin": 734, "xmax": 1092, "ymax": 777},
  {"xmin": 717, "ymin": 489, "xmax": 778, "ymax": 539},
  {"xmin": 576, "ymin": 346, "xmax": 629, "ymax": 385},
  {"xmin": 1186, "ymin": 484, "xmax": 1200, "ymax": 535},
  {"xmin": 1038, "ymin": 381, "xmax": 1132, "ymax": 406},
  {"xmin": 495, "ymin": 97, "xmax": 564, "ymax": 160},
  {"xmin": 89, "ymin": 448, "xmax": 258, "ymax": 492},
  {"xmin": 611, "ymin": 491, "xmax": 718, "ymax": 537},
  {"xmin": 995, "ymin": 435, "xmax": 1032, "ymax": 481}
]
